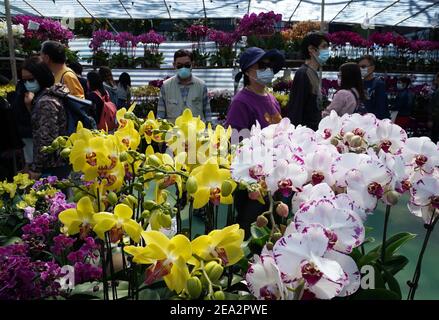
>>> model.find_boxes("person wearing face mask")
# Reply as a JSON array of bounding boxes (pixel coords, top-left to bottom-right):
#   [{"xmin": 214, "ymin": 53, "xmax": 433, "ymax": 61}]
[
  {"xmin": 322, "ymin": 63, "xmax": 366, "ymax": 117},
  {"xmin": 157, "ymin": 49, "xmax": 211, "ymax": 123},
  {"xmin": 393, "ymin": 76, "xmax": 415, "ymax": 129},
  {"xmin": 286, "ymin": 32, "xmax": 330, "ymax": 130},
  {"xmin": 225, "ymin": 47, "xmax": 285, "ymax": 239},
  {"xmin": 225, "ymin": 47, "xmax": 285, "ymax": 131},
  {"xmin": 20, "ymin": 56, "xmax": 68, "ymax": 179},
  {"xmin": 358, "ymin": 55, "xmax": 390, "ymax": 120}
]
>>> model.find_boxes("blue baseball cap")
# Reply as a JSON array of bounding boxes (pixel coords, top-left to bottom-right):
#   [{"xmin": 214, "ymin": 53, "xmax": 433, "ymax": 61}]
[{"xmin": 239, "ymin": 47, "xmax": 285, "ymax": 74}]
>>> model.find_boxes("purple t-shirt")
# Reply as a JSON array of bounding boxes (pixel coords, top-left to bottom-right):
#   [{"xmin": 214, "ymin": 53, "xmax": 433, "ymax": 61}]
[{"xmin": 225, "ymin": 88, "xmax": 282, "ymax": 131}]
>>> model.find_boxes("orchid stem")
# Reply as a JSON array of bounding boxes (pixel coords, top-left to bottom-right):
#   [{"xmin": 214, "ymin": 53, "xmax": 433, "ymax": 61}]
[
  {"xmin": 189, "ymin": 200, "xmax": 194, "ymax": 239},
  {"xmin": 408, "ymin": 214, "xmax": 438, "ymax": 300},
  {"xmin": 200, "ymin": 260, "xmax": 214, "ymax": 297},
  {"xmin": 268, "ymin": 192, "xmax": 278, "ymax": 241},
  {"xmin": 381, "ymin": 205, "xmax": 392, "ymax": 265}
]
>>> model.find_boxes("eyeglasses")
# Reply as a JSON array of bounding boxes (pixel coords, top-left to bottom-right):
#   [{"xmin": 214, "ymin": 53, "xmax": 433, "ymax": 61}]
[
  {"xmin": 176, "ymin": 63, "xmax": 192, "ymax": 69},
  {"xmin": 359, "ymin": 65, "xmax": 370, "ymax": 69}
]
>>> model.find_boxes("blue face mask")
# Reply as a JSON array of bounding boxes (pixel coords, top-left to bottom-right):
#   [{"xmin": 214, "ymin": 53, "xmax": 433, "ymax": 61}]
[
  {"xmin": 24, "ymin": 80, "xmax": 40, "ymax": 93},
  {"xmin": 316, "ymin": 49, "xmax": 331, "ymax": 65},
  {"xmin": 177, "ymin": 67, "xmax": 191, "ymax": 80},
  {"xmin": 255, "ymin": 68, "xmax": 275, "ymax": 86}
]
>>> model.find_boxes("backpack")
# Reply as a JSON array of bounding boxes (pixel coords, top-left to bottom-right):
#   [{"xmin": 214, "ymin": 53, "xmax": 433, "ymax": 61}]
[
  {"xmin": 47, "ymin": 84, "xmax": 97, "ymax": 135},
  {"xmin": 93, "ymin": 90, "xmax": 118, "ymax": 132},
  {"xmin": 350, "ymin": 89, "xmax": 368, "ymax": 115}
]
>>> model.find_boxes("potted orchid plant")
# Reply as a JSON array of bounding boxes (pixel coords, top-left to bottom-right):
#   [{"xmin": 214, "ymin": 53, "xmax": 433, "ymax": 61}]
[
  {"xmin": 89, "ymin": 29, "xmax": 114, "ymax": 67},
  {"xmin": 12, "ymin": 15, "xmax": 73, "ymax": 55},
  {"xmin": 208, "ymin": 30, "xmax": 239, "ymax": 67},
  {"xmin": 110, "ymin": 32, "xmax": 138, "ymax": 68},
  {"xmin": 186, "ymin": 24, "xmax": 211, "ymax": 67},
  {"xmin": 136, "ymin": 30, "xmax": 166, "ymax": 68}
]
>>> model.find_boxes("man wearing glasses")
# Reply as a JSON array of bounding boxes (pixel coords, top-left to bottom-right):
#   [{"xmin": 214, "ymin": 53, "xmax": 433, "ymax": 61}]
[{"xmin": 157, "ymin": 49, "xmax": 212, "ymax": 123}]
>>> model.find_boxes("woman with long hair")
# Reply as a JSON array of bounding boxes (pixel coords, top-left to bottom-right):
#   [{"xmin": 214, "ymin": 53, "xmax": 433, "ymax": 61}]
[
  {"xmin": 86, "ymin": 71, "xmax": 107, "ymax": 124},
  {"xmin": 98, "ymin": 66, "xmax": 118, "ymax": 104},
  {"xmin": 322, "ymin": 62, "xmax": 366, "ymax": 117},
  {"xmin": 116, "ymin": 72, "xmax": 131, "ymax": 109}
]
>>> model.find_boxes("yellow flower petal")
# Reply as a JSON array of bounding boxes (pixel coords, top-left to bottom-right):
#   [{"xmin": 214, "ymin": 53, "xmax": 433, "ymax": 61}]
[
  {"xmin": 114, "ymin": 203, "xmax": 133, "ymax": 220},
  {"xmin": 123, "ymin": 219, "xmax": 142, "ymax": 243},
  {"xmin": 169, "ymin": 234, "xmax": 192, "ymax": 260},
  {"xmin": 93, "ymin": 212, "xmax": 116, "ymax": 239},
  {"xmin": 141, "ymin": 230, "xmax": 171, "ymax": 248},
  {"xmin": 192, "ymin": 186, "xmax": 210, "ymax": 209}
]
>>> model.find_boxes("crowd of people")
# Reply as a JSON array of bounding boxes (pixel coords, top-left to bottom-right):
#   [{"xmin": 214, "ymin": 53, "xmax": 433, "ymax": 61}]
[{"xmin": 1, "ymin": 33, "xmax": 439, "ymax": 184}]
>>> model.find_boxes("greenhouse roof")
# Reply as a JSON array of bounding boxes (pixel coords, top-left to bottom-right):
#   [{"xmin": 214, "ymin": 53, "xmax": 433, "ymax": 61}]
[{"xmin": 1, "ymin": 0, "xmax": 439, "ymax": 28}]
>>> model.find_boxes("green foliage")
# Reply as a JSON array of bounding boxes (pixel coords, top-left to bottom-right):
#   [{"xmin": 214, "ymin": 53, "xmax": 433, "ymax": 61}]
[
  {"xmin": 349, "ymin": 232, "xmax": 416, "ymax": 300},
  {"xmin": 247, "ymin": 32, "xmax": 285, "ymax": 51}
]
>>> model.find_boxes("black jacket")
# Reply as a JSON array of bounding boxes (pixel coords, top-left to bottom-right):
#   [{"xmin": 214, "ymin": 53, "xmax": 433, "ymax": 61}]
[
  {"xmin": 286, "ymin": 64, "xmax": 322, "ymax": 131},
  {"xmin": 12, "ymin": 80, "xmax": 33, "ymax": 139}
]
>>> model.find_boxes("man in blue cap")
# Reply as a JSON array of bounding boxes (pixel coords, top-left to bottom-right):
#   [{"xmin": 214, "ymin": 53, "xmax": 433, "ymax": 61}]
[{"xmin": 225, "ymin": 46, "xmax": 285, "ymax": 132}]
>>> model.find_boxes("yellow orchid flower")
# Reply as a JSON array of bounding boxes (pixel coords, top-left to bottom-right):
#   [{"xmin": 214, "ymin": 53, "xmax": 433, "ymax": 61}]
[
  {"xmin": 190, "ymin": 224, "xmax": 244, "ymax": 266},
  {"xmin": 124, "ymin": 231, "xmax": 192, "ymax": 293},
  {"xmin": 93, "ymin": 203, "xmax": 142, "ymax": 243},
  {"xmin": 144, "ymin": 146, "xmax": 187, "ymax": 200},
  {"xmin": 67, "ymin": 122, "xmax": 94, "ymax": 146},
  {"xmin": 116, "ymin": 103, "xmax": 136, "ymax": 129},
  {"xmin": 98, "ymin": 159, "xmax": 126, "ymax": 192},
  {"xmin": 58, "ymin": 196, "xmax": 97, "ymax": 238},
  {"xmin": 207, "ymin": 123, "xmax": 231, "ymax": 154},
  {"xmin": 114, "ymin": 120, "xmax": 141, "ymax": 151},
  {"xmin": 13, "ymin": 173, "xmax": 34, "ymax": 189},
  {"xmin": 139, "ymin": 111, "xmax": 163, "ymax": 144},
  {"xmin": 189, "ymin": 159, "xmax": 237, "ymax": 209},
  {"xmin": 69, "ymin": 136, "xmax": 111, "ymax": 179},
  {"xmin": 175, "ymin": 109, "xmax": 205, "ymax": 137}
]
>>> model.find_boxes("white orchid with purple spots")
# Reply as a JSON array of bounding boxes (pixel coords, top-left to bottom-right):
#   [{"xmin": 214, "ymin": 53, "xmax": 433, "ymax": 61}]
[
  {"xmin": 401, "ymin": 137, "xmax": 439, "ymax": 175},
  {"xmin": 273, "ymin": 226, "xmax": 360, "ymax": 299},
  {"xmin": 246, "ymin": 249, "xmax": 291, "ymax": 300},
  {"xmin": 292, "ymin": 197, "xmax": 365, "ymax": 253},
  {"xmin": 408, "ymin": 176, "xmax": 439, "ymax": 224}
]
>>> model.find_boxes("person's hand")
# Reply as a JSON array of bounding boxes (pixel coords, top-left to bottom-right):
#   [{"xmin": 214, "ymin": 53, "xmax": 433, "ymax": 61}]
[{"xmin": 24, "ymin": 92, "xmax": 35, "ymax": 111}]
